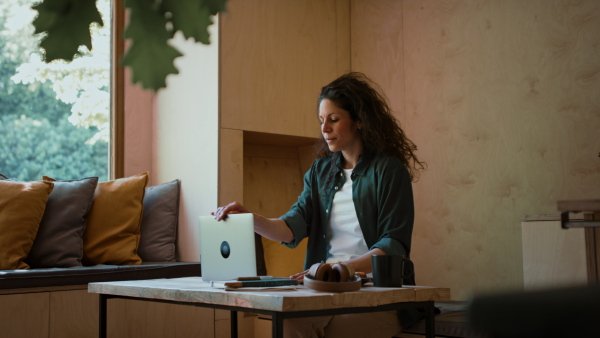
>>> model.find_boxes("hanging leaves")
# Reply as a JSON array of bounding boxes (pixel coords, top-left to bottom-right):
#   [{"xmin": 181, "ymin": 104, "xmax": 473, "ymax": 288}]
[
  {"xmin": 31, "ymin": 0, "xmax": 227, "ymax": 91},
  {"xmin": 32, "ymin": 0, "xmax": 103, "ymax": 62}
]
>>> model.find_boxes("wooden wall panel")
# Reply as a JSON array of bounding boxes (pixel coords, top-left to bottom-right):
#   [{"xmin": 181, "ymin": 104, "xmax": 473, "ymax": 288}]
[
  {"xmin": 0, "ymin": 293, "xmax": 49, "ymax": 337},
  {"xmin": 50, "ymin": 290, "xmax": 98, "ymax": 338},
  {"xmin": 297, "ymin": 144, "xmax": 318, "ymax": 175},
  {"xmin": 220, "ymin": 0, "xmax": 350, "ymax": 138},
  {"xmin": 350, "ymin": 0, "xmax": 406, "ymax": 124},
  {"xmin": 395, "ymin": 0, "xmax": 600, "ymax": 299},
  {"xmin": 243, "ymin": 151, "xmax": 308, "ymax": 277},
  {"xmin": 108, "ymin": 299, "xmax": 214, "ymax": 338},
  {"xmin": 215, "ymin": 312, "xmax": 257, "ymax": 338},
  {"xmin": 351, "ymin": 0, "xmax": 600, "ymax": 299},
  {"xmin": 219, "ymin": 128, "xmax": 244, "ymax": 205}
]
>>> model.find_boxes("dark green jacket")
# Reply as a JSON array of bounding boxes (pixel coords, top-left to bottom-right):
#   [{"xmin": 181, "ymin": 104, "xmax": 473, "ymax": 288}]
[
  {"xmin": 281, "ymin": 149, "xmax": 415, "ymax": 269},
  {"xmin": 280, "ymin": 149, "xmax": 423, "ymax": 328}
]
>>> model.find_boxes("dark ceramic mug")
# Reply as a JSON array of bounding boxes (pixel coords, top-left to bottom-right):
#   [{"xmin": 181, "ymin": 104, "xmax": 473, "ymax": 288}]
[{"xmin": 371, "ymin": 255, "xmax": 413, "ymax": 287}]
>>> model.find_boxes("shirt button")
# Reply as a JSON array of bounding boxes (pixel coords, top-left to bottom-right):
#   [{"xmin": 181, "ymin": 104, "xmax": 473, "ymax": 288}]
[
  {"xmin": 326, "ymin": 209, "xmax": 329, "ymax": 213},
  {"xmin": 340, "ymin": 173, "xmax": 344, "ymax": 177},
  {"xmin": 323, "ymin": 235, "xmax": 326, "ymax": 239},
  {"xmin": 334, "ymin": 186, "xmax": 338, "ymax": 190}
]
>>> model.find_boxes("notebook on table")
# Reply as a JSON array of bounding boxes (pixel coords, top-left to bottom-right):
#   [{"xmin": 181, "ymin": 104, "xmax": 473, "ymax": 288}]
[{"xmin": 198, "ymin": 213, "xmax": 257, "ymax": 282}]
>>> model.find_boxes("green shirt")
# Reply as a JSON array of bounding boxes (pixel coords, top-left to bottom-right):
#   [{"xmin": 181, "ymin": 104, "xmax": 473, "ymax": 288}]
[{"xmin": 281, "ymin": 149, "xmax": 414, "ymax": 270}]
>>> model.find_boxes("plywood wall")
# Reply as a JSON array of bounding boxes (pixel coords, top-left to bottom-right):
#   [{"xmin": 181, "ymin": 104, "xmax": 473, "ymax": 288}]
[
  {"xmin": 240, "ymin": 136, "xmax": 317, "ymax": 277},
  {"xmin": 219, "ymin": 0, "xmax": 350, "ymax": 138},
  {"xmin": 352, "ymin": 0, "xmax": 600, "ymax": 299}
]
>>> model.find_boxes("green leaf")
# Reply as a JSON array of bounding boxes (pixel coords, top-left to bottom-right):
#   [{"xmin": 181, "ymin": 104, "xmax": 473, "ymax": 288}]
[
  {"xmin": 203, "ymin": 0, "xmax": 228, "ymax": 15},
  {"xmin": 122, "ymin": 0, "xmax": 183, "ymax": 91},
  {"xmin": 161, "ymin": 0, "xmax": 213, "ymax": 44},
  {"xmin": 32, "ymin": 0, "xmax": 103, "ymax": 62}
]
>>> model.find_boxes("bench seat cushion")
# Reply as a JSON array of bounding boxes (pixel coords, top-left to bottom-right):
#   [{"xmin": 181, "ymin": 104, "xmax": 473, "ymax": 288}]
[{"xmin": 0, "ymin": 262, "xmax": 201, "ymax": 290}]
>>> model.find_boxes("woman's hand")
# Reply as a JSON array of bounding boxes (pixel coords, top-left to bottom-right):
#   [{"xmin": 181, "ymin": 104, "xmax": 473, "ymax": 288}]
[
  {"xmin": 211, "ymin": 201, "xmax": 250, "ymax": 221},
  {"xmin": 290, "ymin": 269, "xmax": 309, "ymax": 283},
  {"xmin": 212, "ymin": 202, "xmax": 294, "ymax": 243}
]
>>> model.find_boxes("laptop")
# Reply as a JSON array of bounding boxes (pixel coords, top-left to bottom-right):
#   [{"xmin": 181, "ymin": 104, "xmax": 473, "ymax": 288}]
[{"xmin": 198, "ymin": 213, "xmax": 257, "ymax": 281}]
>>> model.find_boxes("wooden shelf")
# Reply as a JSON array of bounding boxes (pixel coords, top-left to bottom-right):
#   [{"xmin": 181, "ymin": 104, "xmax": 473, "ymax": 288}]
[{"xmin": 244, "ymin": 131, "xmax": 319, "ymax": 148}]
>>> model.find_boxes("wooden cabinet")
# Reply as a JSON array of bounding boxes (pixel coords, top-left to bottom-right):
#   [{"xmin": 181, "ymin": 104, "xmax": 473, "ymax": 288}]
[
  {"xmin": 219, "ymin": 0, "xmax": 350, "ymax": 138},
  {"xmin": 0, "ymin": 292, "xmax": 49, "ymax": 338},
  {"xmin": 108, "ymin": 299, "xmax": 215, "ymax": 338},
  {"xmin": 0, "ymin": 286, "xmax": 97, "ymax": 338}
]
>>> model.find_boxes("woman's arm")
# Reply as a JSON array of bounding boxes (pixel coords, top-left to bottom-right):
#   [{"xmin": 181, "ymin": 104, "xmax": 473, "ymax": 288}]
[
  {"xmin": 212, "ymin": 201, "xmax": 294, "ymax": 243},
  {"xmin": 290, "ymin": 248, "xmax": 387, "ymax": 282},
  {"xmin": 343, "ymin": 247, "xmax": 386, "ymax": 274},
  {"xmin": 252, "ymin": 214, "xmax": 294, "ymax": 243}
]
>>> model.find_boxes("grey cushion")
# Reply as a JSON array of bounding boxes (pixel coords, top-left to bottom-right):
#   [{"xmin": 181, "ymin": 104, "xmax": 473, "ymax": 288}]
[
  {"xmin": 138, "ymin": 179, "xmax": 180, "ymax": 262},
  {"xmin": 26, "ymin": 176, "xmax": 99, "ymax": 268}
]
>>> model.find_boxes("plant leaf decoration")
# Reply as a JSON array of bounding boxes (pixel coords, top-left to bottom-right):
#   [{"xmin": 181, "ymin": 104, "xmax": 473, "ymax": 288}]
[
  {"xmin": 32, "ymin": 0, "xmax": 104, "ymax": 62},
  {"xmin": 31, "ymin": 0, "xmax": 227, "ymax": 91},
  {"xmin": 161, "ymin": 0, "xmax": 213, "ymax": 44},
  {"xmin": 121, "ymin": 0, "xmax": 183, "ymax": 90}
]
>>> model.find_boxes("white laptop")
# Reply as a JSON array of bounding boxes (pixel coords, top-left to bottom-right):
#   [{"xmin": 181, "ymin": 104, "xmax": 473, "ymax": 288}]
[{"xmin": 198, "ymin": 213, "xmax": 257, "ymax": 281}]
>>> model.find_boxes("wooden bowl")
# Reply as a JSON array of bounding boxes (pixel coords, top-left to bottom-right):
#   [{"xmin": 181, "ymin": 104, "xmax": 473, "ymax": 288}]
[{"xmin": 303, "ymin": 275, "xmax": 362, "ymax": 293}]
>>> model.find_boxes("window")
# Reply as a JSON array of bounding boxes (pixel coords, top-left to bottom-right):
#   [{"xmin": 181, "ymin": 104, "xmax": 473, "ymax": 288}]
[{"xmin": 0, "ymin": 0, "xmax": 111, "ymax": 182}]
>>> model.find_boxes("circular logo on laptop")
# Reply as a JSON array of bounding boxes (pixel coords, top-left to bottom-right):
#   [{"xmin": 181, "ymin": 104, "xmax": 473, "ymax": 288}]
[{"xmin": 220, "ymin": 241, "xmax": 231, "ymax": 258}]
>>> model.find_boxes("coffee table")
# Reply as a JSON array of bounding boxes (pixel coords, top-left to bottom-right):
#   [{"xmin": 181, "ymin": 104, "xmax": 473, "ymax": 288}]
[{"xmin": 89, "ymin": 277, "xmax": 450, "ymax": 338}]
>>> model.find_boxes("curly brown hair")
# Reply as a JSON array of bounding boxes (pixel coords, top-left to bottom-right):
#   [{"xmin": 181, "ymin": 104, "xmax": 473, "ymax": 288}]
[{"xmin": 315, "ymin": 72, "xmax": 425, "ymax": 182}]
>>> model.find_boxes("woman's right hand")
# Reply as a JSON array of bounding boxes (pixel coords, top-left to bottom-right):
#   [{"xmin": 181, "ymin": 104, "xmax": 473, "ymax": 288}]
[
  {"xmin": 290, "ymin": 269, "xmax": 309, "ymax": 283},
  {"xmin": 211, "ymin": 201, "xmax": 250, "ymax": 221}
]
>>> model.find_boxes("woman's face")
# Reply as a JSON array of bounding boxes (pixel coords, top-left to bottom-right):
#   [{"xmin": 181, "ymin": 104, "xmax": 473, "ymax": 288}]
[{"xmin": 318, "ymin": 99, "xmax": 362, "ymax": 155}]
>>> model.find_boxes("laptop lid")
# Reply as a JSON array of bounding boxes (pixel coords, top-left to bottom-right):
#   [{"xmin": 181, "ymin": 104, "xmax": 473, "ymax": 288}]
[{"xmin": 198, "ymin": 213, "xmax": 257, "ymax": 281}]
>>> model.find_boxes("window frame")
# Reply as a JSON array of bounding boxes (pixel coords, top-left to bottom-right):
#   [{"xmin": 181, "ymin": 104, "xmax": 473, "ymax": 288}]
[{"xmin": 111, "ymin": 0, "xmax": 125, "ymax": 179}]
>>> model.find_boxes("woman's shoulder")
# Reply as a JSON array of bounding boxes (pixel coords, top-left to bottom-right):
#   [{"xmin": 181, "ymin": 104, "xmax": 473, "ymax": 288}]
[
  {"xmin": 310, "ymin": 156, "xmax": 334, "ymax": 171},
  {"xmin": 370, "ymin": 152, "xmax": 406, "ymax": 167},
  {"xmin": 368, "ymin": 152, "xmax": 410, "ymax": 176}
]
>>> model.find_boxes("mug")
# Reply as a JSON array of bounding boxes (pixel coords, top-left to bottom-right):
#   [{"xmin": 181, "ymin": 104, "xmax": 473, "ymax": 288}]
[{"xmin": 371, "ymin": 255, "xmax": 413, "ymax": 287}]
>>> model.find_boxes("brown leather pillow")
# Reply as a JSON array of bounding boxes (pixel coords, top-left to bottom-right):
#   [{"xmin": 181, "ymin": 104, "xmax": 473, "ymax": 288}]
[
  {"xmin": 0, "ymin": 180, "xmax": 54, "ymax": 269},
  {"xmin": 82, "ymin": 172, "xmax": 149, "ymax": 265}
]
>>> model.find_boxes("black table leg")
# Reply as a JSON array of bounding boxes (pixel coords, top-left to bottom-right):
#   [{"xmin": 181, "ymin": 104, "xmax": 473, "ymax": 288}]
[
  {"xmin": 99, "ymin": 294, "xmax": 107, "ymax": 338},
  {"xmin": 424, "ymin": 302, "xmax": 435, "ymax": 338},
  {"xmin": 230, "ymin": 310, "xmax": 238, "ymax": 338},
  {"xmin": 272, "ymin": 312, "xmax": 283, "ymax": 338}
]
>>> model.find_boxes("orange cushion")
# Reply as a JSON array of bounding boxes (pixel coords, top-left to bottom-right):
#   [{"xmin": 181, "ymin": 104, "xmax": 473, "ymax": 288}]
[
  {"xmin": 82, "ymin": 172, "xmax": 149, "ymax": 265},
  {"xmin": 0, "ymin": 180, "xmax": 54, "ymax": 269}
]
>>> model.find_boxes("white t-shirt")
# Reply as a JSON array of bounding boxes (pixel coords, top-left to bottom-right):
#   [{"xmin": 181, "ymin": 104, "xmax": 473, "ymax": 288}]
[{"xmin": 325, "ymin": 169, "xmax": 369, "ymax": 263}]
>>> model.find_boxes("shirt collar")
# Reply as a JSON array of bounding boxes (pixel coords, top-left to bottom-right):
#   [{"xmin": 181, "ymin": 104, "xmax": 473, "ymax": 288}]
[{"xmin": 331, "ymin": 149, "xmax": 374, "ymax": 176}]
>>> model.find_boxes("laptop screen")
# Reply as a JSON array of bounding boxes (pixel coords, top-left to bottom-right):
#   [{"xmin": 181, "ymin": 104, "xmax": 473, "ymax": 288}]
[{"xmin": 198, "ymin": 213, "xmax": 257, "ymax": 281}]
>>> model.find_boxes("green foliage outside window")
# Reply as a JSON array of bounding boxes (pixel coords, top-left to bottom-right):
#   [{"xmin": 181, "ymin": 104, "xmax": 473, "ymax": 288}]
[{"xmin": 0, "ymin": 0, "xmax": 108, "ymax": 182}]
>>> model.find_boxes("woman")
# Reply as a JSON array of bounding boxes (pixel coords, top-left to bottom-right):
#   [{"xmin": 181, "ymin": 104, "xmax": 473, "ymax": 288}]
[{"xmin": 213, "ymin": 72, "xmax": 425, "ymax": 337}]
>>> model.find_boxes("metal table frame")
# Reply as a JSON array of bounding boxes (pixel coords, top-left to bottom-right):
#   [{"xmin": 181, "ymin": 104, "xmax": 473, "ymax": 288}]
[{"xmin": 98, "ymin": 294, "xmax": 436, "ymax": 338}]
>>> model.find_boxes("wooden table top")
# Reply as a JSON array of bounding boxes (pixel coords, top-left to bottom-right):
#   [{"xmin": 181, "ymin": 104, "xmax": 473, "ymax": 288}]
[
  {"xmin": 558, "ymin": 199, "xmax": 600, "ymax": 212},
  {"xmin": 89, "ymin": 277, "xmax": 450, "ymax": 312}
]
